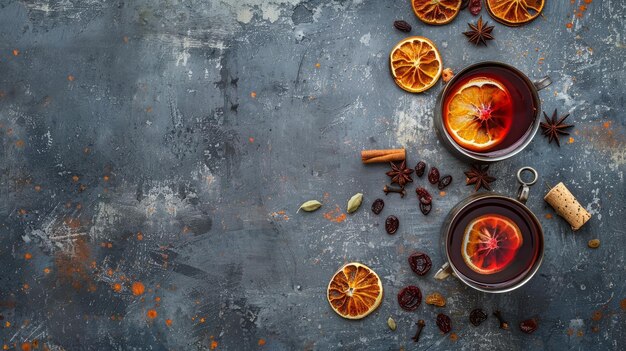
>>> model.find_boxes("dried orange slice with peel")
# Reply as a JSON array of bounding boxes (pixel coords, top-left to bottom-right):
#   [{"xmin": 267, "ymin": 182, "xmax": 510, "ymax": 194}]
[
  {"xmin": 390, "ymin": 36, "xmax": 443, "ymax": 93},
  {"xmin": 486, "ymin": 0, "xmax": 545, "ymax": 26},
  {"xmin": 327, "ymin": 262, "xmax": 383, "ymax": 319},
  {"xmin": 444, "ymin": 77, "xmax": 513, "ymax": 151},
  {"xmin": 462, "ymin": 214, "xmax": 523, "ymax": 275},
  {"xmin": 412, "ymin": 0, "xmax": 462, "ymax": 25}
]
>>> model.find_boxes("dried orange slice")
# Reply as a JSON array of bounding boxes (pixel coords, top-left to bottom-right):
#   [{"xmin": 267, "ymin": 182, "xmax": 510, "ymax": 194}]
[
  {"xmin": 327, "ymin": 262, "xmax": 383, "ymax": 319},
  {"xmin": 443, "ymin": 77, "xmax": 513, "ymax": 151},
  {"xmin": 412, "ymin": 0, "xmax": 462, "ymax": 25},
  {"xmin": 485, "ymin": 0, "xmax": 545, "ymax": 26},
  {"xmin": 462, "ymin": 214, "xmax": 523, "ymax": 275},
  {"xmin": 390, "ymin": 36, "xmax": 443, "ymax": 93}
]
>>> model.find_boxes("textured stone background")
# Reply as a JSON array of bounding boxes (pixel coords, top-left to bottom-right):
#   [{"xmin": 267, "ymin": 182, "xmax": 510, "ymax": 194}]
[{"xmin": 0, "ymin": 0, "xmax": 624, "ymax": 350}]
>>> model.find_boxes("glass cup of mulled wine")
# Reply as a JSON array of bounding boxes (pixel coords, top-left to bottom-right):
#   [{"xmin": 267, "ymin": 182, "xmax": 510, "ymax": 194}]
[
  {"xmin": 436, "ymin": 167, "xmax": 544, "ymax": 293},
  {"xmin": 433, "ymin": 62, "xmax": 552, "ymax": 162}
]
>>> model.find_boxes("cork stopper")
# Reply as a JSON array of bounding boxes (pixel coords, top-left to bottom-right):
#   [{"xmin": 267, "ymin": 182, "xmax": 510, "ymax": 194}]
[{"xmin": 543, "ymin": 182, "xmax": 591, "ymax": 231}]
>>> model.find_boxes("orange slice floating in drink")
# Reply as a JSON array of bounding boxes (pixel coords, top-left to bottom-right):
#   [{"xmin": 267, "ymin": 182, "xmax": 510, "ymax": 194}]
[
  {"xmin": 327, "ymin": 262, "xmax": 383, "ymax": 319},
  {"xmin": 390, "ymin": 36, "xmax": 443, "ymax": 93},
  {"xmin": 444, "ymin": 77, "xmax": 513, "ymax": 151},
  {"xmin": 412, "ymin": 0, "xmax": 462, "ymax": 25},
  {"xmin": 461, "ymin": 214, "xmax": 523, "ymax": 275},
  {"xmin": 485, "ymin": 0, "xmax": 545, "ymax": 27}
]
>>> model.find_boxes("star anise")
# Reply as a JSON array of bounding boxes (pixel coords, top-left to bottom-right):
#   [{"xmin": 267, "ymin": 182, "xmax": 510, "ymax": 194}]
[
  {"xmin": 540, "ymin": 109, "xmax": 574, "ymax": 147},
  {"xmin": 463, "ymin": 16, "xmax": 494, "ymax": 46},
  {"xmin": 464, "ymin": 164, "xmax": 496, "ymax": 191},
  {"xmin": 386, "ymin": 160, "xmax": 413, "ymax": 187}
]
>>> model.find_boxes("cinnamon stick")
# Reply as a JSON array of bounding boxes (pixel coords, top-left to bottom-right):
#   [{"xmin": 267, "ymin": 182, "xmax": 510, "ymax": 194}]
[{"xmin": 361, "ymin": 149, "xmax": 406, "ymax": 164}]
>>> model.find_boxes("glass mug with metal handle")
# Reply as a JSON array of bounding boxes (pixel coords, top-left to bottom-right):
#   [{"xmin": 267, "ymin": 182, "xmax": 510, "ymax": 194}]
[
  {"xmin": 435, "ymin": 167, "xmax": 544, "ymax": 293},
  {"xmin": 434, "ymin": 62, "xmax": 552, "ymax": 163}
]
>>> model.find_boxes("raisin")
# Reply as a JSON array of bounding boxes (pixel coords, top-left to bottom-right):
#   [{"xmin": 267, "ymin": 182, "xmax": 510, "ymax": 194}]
[
  {"xmin": 419, "ymin": 202, "xmax": 432, "ymax": 215},
  {"xmin": 436, "ymin": 313, "xmax": 452, "ymax": 333},
  {"xmin": 415, "ymin": 187, "xmax": 432, "ymax": 205},
  {"xmin": 415, "ymin": 161, "xmax": 426, "ymax": 177},
  {"xmin": 469, "ymin": 309, "xmax": 488, "ymax": 326},
  {"xmin": 393, "ymin": 20, "xmax": 412, "ymax": 32},
  {"xmin": 428, "ymin": 167, "xmax": 440, "ymax": 184},
  {"xmin": 519, "ymin": 319, "xmax": 538, "ymax": 334},
  {"xmin": 461, "ymin": 0, "xmax": 469, "ymax": 10},
  {"xmin": 397, "ymin": 285, "xmax": 422, "ymax": 311},
  {"xmin": 425, "ymin": 292, "xmax": 446, "ymax": 307},
  {"xmin": 385, "ymin": 215, "xmax": 399, "ymax": 234},
  {"xmin": 371, "ymin": 199, "xmax": 384, "ymax": 215},
  {"xmin": 469, "ymin": 0, "xmax": 482, "ymax": 15},
  {"xmin": 438, "ymin": 175, "xmax": 452, "ymax": 190},
  {"xmin": 408, "ymin": 252, "xmax": 432, "ymax": 276}
]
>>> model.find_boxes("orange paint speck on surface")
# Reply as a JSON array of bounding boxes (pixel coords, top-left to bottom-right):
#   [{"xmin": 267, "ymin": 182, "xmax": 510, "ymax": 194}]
[
  {"xmin": 34, "ymin": 185, "xmax": 41, "ymax": 192},
  {"xmin": 449, "ymin": 332, "xmax": 458, "ymax": 341},
  {"xmin": 106, "ymin": 268, "xmax": 114, "ymax": 276},
  {"xmin": 249, "ymin": 137, "xmax": 255, "ymax": 143},
  {"xmin": 155, "ymin": 297, "xmax": 161, "ymax": 302},
  {"xmin": 15, "ymin": 140, "xmax": 25, "ymax": 148},
  {"xmin": 18, "ymin": 209, "xmax": 27, "ymax": 216},
  {"xmin": 147, "ymin": 309, "xmax": 158, "ymax": 319},
  {"xmin": 315, "ymin": 63, "xmax": 321, "ymax": 68},
  {"xmin": 566, "ymin": 22, "xmax": 573, "ymax": 29},
  {"xmin": 210, "ymin": 341, "xmax": 218, "ymax": 350},
  {"xmin": 165, "ymin": 319, "xmax": 173, "ymax": 327},
  {"xmin": 323, "ymin": 206, "xmax": 347, "ymax": 223},
  {"xmin": 131, "ymin": 282, "xmax": 145, "ymax": 296},
  {"xmin": 603, "ymin": 121, "xmax": 611, "ymax": 129},
  {"xmin": 568, "ymin": 137, "xmax": 575, "ymax": 144},
  {"xmin": 24, "ymin": 253, "xmax": 32, "ymax": 260},
  {"xmin": 103, "ymin": 175, "xmax": 110, "ymax": 182},
  {"xmin": 43, "ymin": 267, "xmax": 51, "ymax": 274},
  {"xmin": 72, "ymin": 175, "xmax": 79, "ymax": 182},
  {"xmin": 22, "ymin": 284, "xmax": 29, "ymax": 290},
  {"xmin": 258, "ymin": 338, "xmax": 266, "ymax": 346},
  {"xmin": 12, "ymin": 49, "xmax": 19, "ymax": 56},
  {"xmin": 2, "ymin": 344, "xmax": 7, "ymax": 350},
  {"xmin": 5, "ymin": 321, "xmax": 11, "ymax": 327},
  {"xmin": 113, "ymin": 283, "xmax": 122, "ymax": 292},
  {"xmin": 620, "ymin": 298, "xmax": 626, "ymax": 310},
  {"xmin": 584, "ymin": 0, "xmax": 592, "ymax": 3},
  {"xmin": 439, "ymin": 191, "xmax": 446, "ymax": 197},
  {"xmin": 137, "ymin": 232, "xmax": 143, "ymax": 240},
  {"xmin": 250, "ymin": 91, "xmax": 257, "ymax": 98},
  {"xmin": 545, "ymin": 213, "xmax": 553, "ymax": 219},
  {"xmin": 20, "ymin": 342, "xmax": 31, "ymax": 351},
  {"xmin": 67, "ymin": 75, "xmax": 75, "ymax": 81}
]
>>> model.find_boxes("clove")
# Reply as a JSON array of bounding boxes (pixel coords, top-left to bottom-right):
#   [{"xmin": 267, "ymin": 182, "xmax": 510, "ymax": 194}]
[
  {"xmin": 411, "ymin": 319, "xmax": 425, "ymax": 342},
  {"xmin": 493, "ymin": 310, "xmax": 509, "ymax": 330},
  {"xmin": 383, "ymin": 184, "xmax": 406, "ymax": 198}
]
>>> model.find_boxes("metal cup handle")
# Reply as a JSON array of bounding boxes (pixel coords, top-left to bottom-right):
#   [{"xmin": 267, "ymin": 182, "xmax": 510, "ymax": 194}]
[
  {"xmin": 533, "ymin": 76, "xmax": 552, "ymax": 91},
  {"xmin": 434, "ymin": 262, "xmax": 456, "ymax": 280},
  {"xmin": 516, "ymin": 167, "xmax": 538, "ymax": 204}
]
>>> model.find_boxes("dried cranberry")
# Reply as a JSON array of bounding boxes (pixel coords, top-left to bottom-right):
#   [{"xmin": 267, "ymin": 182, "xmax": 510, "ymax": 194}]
[
  {"xmin": 469, "ymin": 0, "xmax": 481, "ymax": 15},
  {"xmin": 436, "ymin": 313, "xmax": 452, "ymax": 333},
  {"xmin": 415, "ymin": 161, "xmax": 426, "ymax": 177},
  {"xmin": 397, "ymin": 285, "xmax": 421, "ymax": 311},
  {"xmin": 408, "ymin": 252, "xmax": 432, "ymax": 276},
  {"xmin": 419, "ymin": 202, "xmax": 432, "ymax": 215},
  {"xmin": 415, "ymin": 187, "xmax": 432, "ymax": 205},
  {"xmin": 438, "ymin": 175, "xmax": 452, "ymax": 190},
  {"xmin": 428, "ymin": 167, "xmax": 440, "ymax": 184},
  {"xmin": 371, "ymin": 199, "xmax": 384, "ymax": 215},
  {"xmin": 385, "ymin": 215, "xmax": 399, "ymax": 234},
  {"xmin": 469, "ymin": 309, "xmax": 488, "ymax": 326},
  {"xmin": 520, "ymin": 319, "xmax": 538, "ymax": 334}
]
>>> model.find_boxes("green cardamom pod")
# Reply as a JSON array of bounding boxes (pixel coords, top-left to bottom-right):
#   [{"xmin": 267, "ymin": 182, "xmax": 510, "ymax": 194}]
[
  {"xmin": 297, "ymin": 200, "xmax": 322, "ymax": 213},
  {"xmin": 387, "ymin": 317, "xmax": 397, "ymax": 331},
  {"xmin": 347, "ymin": 193, "xmax": 363, "ymax": 213}
]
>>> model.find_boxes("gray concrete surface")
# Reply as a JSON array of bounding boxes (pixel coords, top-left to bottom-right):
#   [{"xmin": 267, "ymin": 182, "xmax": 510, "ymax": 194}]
[{"xmin": 0, "ymin": 0, "xmax": 624, "ymax": 350}]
